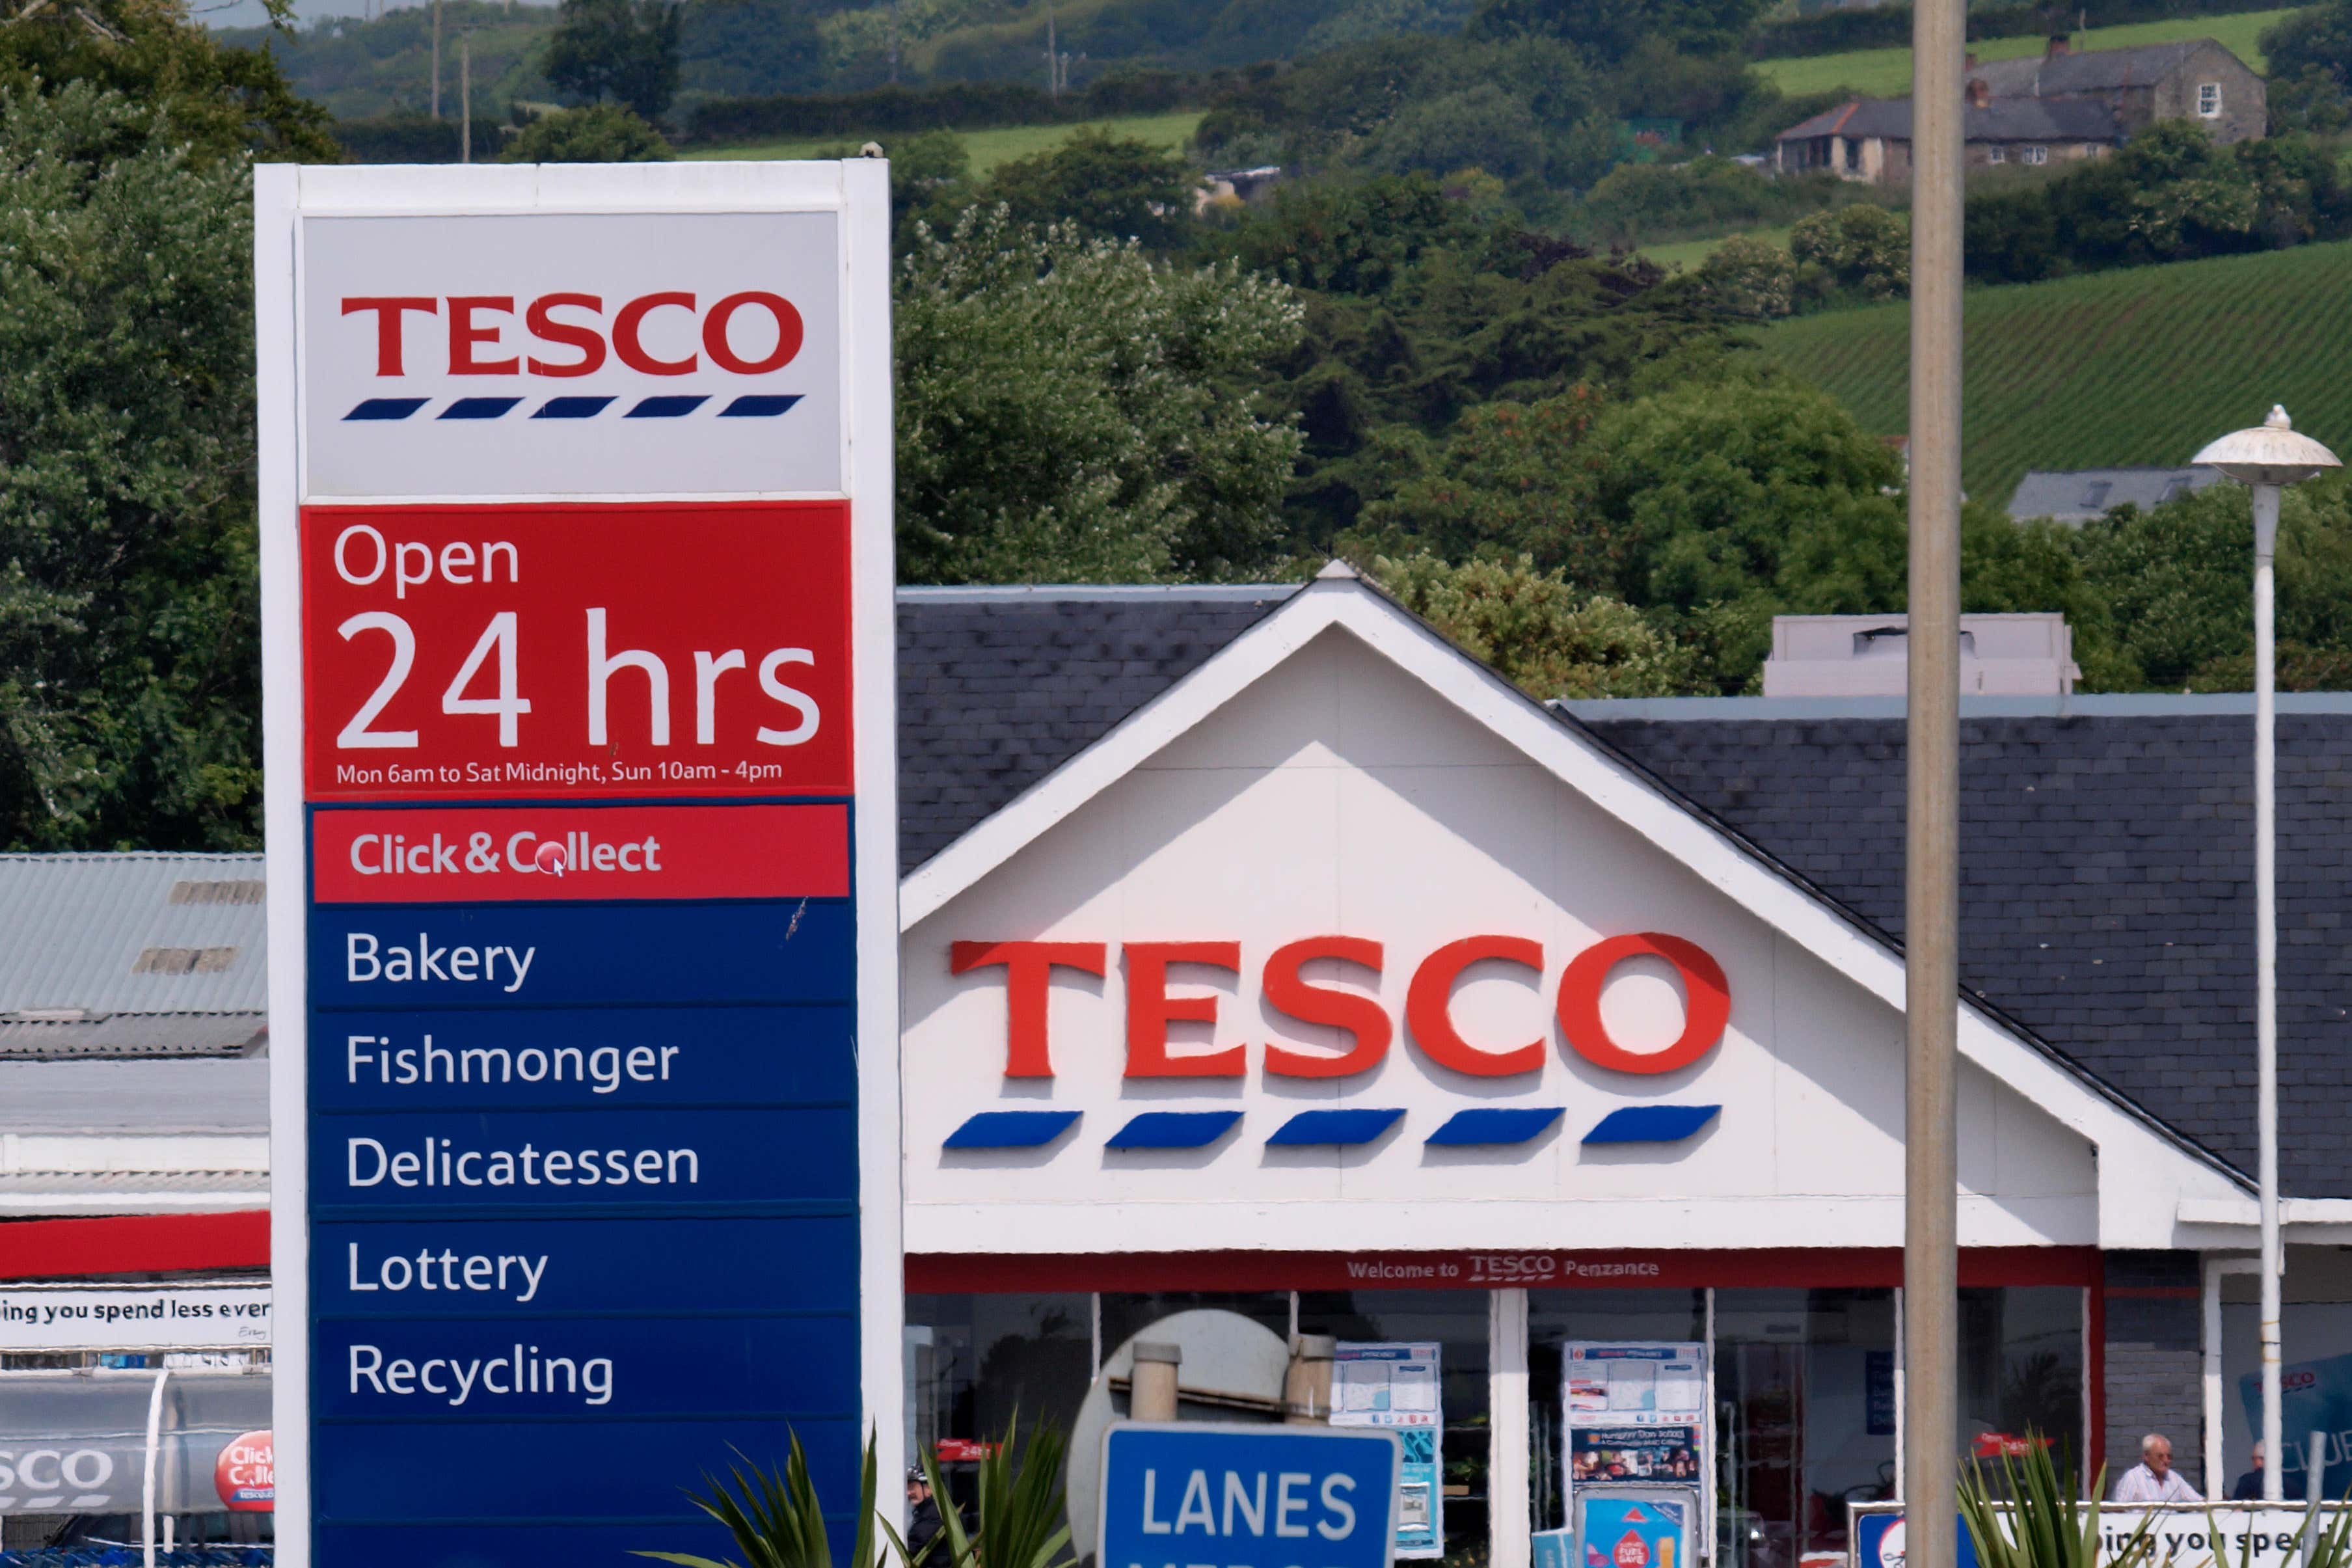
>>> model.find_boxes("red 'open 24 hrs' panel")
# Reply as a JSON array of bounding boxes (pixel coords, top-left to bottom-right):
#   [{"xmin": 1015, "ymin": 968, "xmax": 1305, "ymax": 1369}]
[{"xmin": 300, "ymin": 502, "xmax": 852, "ymax": 802}]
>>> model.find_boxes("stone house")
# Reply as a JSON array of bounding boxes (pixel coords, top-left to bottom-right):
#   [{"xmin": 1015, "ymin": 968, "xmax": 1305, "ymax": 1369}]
[
  {"xmin": 1966, "ymin": 34, "xmax": 2267, "ymax": 144},
  {"xmin": 1774, "ymin": 35, "xmax": 2266, "ymax": 186},
  {"xmin": 1775, "ymin": 94, "xmax": 2121, "ymax": 185}
]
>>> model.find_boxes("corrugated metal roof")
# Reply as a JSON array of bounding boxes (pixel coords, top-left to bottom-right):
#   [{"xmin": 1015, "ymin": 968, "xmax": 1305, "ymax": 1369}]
[
  {"xmin": 0, "ymin": 1015, "xmax": 267, "ymax": 1060},
  {"xmin": 2008, "ymin": 465, "xmax": 2227, "ymax": 522},
  {"xmin": 0, "ymin": 853, "xmax": 265, "ymax": 1015}
]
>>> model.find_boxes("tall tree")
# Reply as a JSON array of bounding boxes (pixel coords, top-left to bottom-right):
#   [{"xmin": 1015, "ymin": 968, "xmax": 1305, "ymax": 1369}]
[
  {"xmin": 545, "ymin": 0, "xmax": 683, "ymax": 120},
  {"xmin": 0, "ymin": 0, "xmax": 336, "ymax": 161},
  {"xmin": 0, "ymin": 84, "xmax": 266, "ymax": 848},
  {"xmin": 894, "ymin": 206, "xmax": 1304, "ymax": 584}
]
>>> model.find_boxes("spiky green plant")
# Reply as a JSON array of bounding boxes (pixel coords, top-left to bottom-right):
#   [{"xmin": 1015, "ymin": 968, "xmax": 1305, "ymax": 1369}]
[
  {"xmin": 1956, "ymin": 1437, "xmax": 2153, "ymax": 1568},
  {"xmin": 884, "ymin": 1414, "xmax": 1074, "ymax": 1568},
  {"xmin": 2308, "ymin": 1487, "xmax": 2352, "ymax": 1568},
  {"xmin": 2204, "ymin": 1474, "xmax": 2352, "ymax": 1568},
  {"xmin": 638, "ymin": 1428, "xmax": 884, "ymax": 1568}
]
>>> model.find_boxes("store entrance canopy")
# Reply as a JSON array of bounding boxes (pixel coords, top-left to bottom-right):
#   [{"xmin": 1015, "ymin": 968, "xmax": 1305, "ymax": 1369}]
[{"xmin": 0, "ymin": 1373, "xmax": 269, "ymax": 1516}]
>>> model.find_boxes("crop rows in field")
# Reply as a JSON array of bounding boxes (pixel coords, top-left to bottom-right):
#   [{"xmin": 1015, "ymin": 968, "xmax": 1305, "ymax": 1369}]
[{"xmin": 1754, "ymin": 240, "xmax": 2352, "ymax": 509}]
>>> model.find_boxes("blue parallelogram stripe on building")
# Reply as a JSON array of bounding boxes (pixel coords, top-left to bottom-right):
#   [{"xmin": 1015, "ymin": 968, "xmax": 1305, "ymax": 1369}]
[
  {"xmin": 1426, "ymin": 1107, "xmax": 1564, "ymax": 1146},
  {"xmin": 345, "ymin": 398, "xmax": 429, "ymax": 421},
  {"xmin": 1106, "ymin": 1110, "xmax": 1242, "ymax": 1150},
  {"xmin": 440, "ymin": 396, "xmax": 524, "ymax": 420},
  {"xmin": 627, "ymin": 395, "xmax": 710, "ymax": 418},
  {"xmin": 720, "ymin": 394, "xmax": 804, "ymax": 418},
  {"xmin": 1582, "ymin": 1105, "xmax": 1720, "ymax": 1144},
  {"xmin": 943, "ymin": 1110, "xmax": 1081, "ymax": 1150},
  {"xmin": 533, "ymin": 396, "xmax": 617, "ymax": 419},
  {"xmin": 1266, "ymin": 1107, "xmax": 1405, "ymax": 1146}
]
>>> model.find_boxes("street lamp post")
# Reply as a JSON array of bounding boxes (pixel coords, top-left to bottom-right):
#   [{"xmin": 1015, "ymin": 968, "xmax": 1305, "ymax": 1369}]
[{"xmin": 2191, "ymin": 406, "xmax": 2342, "ymax": 1502}]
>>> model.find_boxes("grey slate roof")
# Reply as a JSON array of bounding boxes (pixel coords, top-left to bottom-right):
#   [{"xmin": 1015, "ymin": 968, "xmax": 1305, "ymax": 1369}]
[
  {"xmin": 2008, "ymin": 466, "xmax": 2226, "ymax": 522},
  {"xmin": 1778, "ymin": 95, "xmax": 2118, "ymax": 144},
  {"xmin": 1967, "ymin": 40, "xmax": 2215, "ymax": 100},
  {"xmin": 896, "ymin": 584, "xmax": 1297, "ymax": 872},
  {"xmin": 1568, "ymin": 705, "xmax": 2352, "ymax": 1196}
]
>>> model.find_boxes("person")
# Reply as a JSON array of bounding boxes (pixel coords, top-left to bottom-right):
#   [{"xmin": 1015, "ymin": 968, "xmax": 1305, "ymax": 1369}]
[
  {"xmin": 906, "ymin": 1468, "xmax": 945, "ymax": 1562},
  {"xmin": 2232, "ymin": 1442, "xmax": 2265, "ymax": 1501},
  {"xmin": 2113, "ymin": 1433, "xmax": 2202, "ymax": 1503}
]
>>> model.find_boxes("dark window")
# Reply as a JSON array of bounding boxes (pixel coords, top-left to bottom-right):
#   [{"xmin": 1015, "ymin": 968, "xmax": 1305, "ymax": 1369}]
[
  {"xmin": 1528, "ymin": 1289, "xmax": 1709, "ymax": 1532},
  {"xmin": 1301, "ymin": 1290, "xmax": 1491, "ymax": 1568},
  {"xmin": 906, "ymin": 1292, "xmax": 1093, "ymax": 1464},
  {"xmin": 1715, "ymin": 1288, "xmax": 1898, "ymax": 1568}
]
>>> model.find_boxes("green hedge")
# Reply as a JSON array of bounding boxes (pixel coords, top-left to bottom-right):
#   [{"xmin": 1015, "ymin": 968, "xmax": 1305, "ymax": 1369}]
[
  {"xmin": 334, "ymin": 111, "xmax": 507, "ymax": 163},
  {"xmin": 684, "ymin": 67, "xmax": 1247, "ymax": 144},
  {"xmin": 1747, "ymin": 0, "xmax": 2286, "ymax": 61}
]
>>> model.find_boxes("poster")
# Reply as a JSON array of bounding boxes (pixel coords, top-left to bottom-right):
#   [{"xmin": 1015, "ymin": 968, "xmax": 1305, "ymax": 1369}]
[
  {"xmin": 2240, "ymin": 1347, "xmax": 2352, "ymax": 1494},
  {"xmin": 1571, "ymin": 1426, "xmax": 1705, "ymax": 1484},
  {"xmin": 1334, "ymin": 1341, "xmax": 1443, "ymax": 1558},
  {"xmin": 1564, "ymin": 1342, "xmax": 1708, "ymax": 1559},
  {"xmin": 1579, "ymin": 1493, "xmax": 1693, "ymax": 1568},
  {"xmin": 1565, "ymin": 1343, "xmax": 1708, "ymax": 1427}
]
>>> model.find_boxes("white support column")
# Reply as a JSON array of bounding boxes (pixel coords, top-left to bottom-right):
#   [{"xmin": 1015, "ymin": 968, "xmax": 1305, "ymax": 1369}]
[
  {"xmin": 2206, "ymin": 1255, "xmax": 2262, "ymax": 1496},
  {"xmin": 1492, "ymin": 1288, "xmax": 1534, "ymax": 1568}
]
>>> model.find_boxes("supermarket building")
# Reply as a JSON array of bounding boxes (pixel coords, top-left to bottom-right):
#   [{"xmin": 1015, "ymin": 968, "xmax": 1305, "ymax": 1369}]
[{"xmin": 14, "ymin": 569, "xmax": 2352, "ymax": 1563}]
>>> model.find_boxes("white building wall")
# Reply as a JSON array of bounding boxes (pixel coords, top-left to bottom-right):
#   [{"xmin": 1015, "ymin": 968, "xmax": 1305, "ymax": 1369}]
[{"xmin": 901, "ymin": 629, "xmax": 2098, "ymax": 1256}]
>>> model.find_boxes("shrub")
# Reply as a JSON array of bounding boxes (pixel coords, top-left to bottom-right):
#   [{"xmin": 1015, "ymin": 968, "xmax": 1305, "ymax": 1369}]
[
  {"xmin": 1790, "ymin": 202, "xmax": 1908, "ymax": 300},
  {"xmin": 500, "ymin": 103, "xmax": 673, "ymax": 161},
  {"xmin": 1695, "ymin": 234, "xmax": 1794, "ymax": 318}
]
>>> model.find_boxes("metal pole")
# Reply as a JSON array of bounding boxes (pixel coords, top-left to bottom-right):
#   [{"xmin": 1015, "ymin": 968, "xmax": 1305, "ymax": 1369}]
[
  {"xmin": 142, "ymin": 1367, "xmax": 172, "ymax": 1568},
  {"xmin": 1907, "ymin": 0, "xmax": 1964, "ymax": 1550},
  {"xmin": 2256, "ymin": 480, "xmax": 2284, "ymax": 1501}
]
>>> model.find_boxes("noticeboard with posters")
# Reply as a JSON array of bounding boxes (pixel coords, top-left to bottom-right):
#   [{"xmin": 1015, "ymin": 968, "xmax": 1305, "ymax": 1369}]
[
  {"xmin": 254, "ymin": 162, "xmax": 901, "ymax": 1568},
  {"xmin": 1333, "ymin": 1342, "xmax": 1444, "ymax": 1558},
  {"xmin": 1564, "ymin": 1342, "xmax": 1709, "ymax": 1563},
  {"xmin": 1565, "ymin": 1342, "xmax": 1709, "ymax": 1483}
]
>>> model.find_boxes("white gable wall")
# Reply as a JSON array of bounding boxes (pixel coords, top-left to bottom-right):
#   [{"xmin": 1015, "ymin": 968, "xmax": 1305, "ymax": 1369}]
[{"xmin": 901, "ymin": 626, "xmax": 2111, "ymax": 1256}]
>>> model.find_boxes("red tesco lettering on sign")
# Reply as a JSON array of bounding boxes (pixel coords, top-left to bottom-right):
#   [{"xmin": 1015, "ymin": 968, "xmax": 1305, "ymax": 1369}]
[
  {"xmin": 950, "ymin": 933, "xmax": 1731, "ymax": 1081},
  {"xmin": 301, "ymin": 503, "xmax": 852, "ymax": 802},
  {"xmin": 340, "ymin": 293, "xmax": 804, "ymax": 379}
]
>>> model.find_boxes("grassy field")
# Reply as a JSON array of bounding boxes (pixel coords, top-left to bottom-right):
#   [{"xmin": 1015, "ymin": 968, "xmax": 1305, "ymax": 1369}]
[
  {"xmin": 1640, "ymin": 224, "xmax": 1798, "ymax": 269},
  {"xmin": 1755, "ymin": 239, "xmax": 2352, "ymax": 508},
  {"xmin": 1755, "ymin": 7, "xmax": 2288, "ymax": 96},
  {"xmin": 684, "ymin": 109, "xmax": 1205, "ymax": 172}
]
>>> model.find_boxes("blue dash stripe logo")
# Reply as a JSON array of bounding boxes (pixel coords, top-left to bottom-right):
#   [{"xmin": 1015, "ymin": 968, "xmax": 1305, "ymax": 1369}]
[
  {"xmin": 720, "ymin": 394, "xmax": 802, "ymax": 418},
  {"xmin": 627, "ymin": 395, "xmax": 709, "ymax": 418},
  {"xmin": 440, "ymin": 397, "xmax": 523, "ymax": 420},
  {"xmin": 345, "ymin": 398, "xmax": 429, "ymax": 421},
  {"xmin": 533, "ymin": 396, "xmax": 617, "ymax": 420}
]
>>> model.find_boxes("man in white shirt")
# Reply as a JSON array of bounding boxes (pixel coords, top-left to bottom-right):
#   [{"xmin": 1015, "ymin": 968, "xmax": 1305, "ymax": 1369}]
[{"xmin": 2113, "ymin": 1433, "xmax": 2203, "ymax": 1503}]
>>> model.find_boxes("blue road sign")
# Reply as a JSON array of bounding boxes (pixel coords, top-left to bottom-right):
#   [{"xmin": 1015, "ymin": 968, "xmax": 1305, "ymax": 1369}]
[{"xmin": 1100, "ymin": 1424, "xmax": 1403, "ymax": 1568}]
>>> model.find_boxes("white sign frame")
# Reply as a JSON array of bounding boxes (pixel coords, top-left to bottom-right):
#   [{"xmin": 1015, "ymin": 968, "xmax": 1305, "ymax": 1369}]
[{"xmin": 253, "ymin": 161, "xmax": 904, "ymax": 1568}]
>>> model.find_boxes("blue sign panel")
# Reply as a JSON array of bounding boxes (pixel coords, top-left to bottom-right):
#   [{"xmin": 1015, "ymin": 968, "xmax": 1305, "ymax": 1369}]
[
  {"xmin": 311, "ymin": 1214, "xmax": 858, "ymax": 1314},
  {"xmin": 1100, "ymin": 1424, "xmax": 1403, "ymax": 1568},
  {"xmin": 304, "ymin": 811, "xmax": 862, "ymax": 1568},
  {"xmin": 308, "ymin": 1105, "xmax": 856, "ymax": 1212},
  {"xmin": 309, "ymin": 900, "xmax": 854, "ymax": 1008},
  {"xmin": 310, "ymin": 1005, "xmax": 856, "ymax": 1109}
]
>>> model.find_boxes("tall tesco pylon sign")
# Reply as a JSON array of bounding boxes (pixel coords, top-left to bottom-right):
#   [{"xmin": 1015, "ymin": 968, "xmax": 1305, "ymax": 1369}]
[{"xmin": 253, "ymin": 163, "xmax": 901, "ymax": 1568}]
